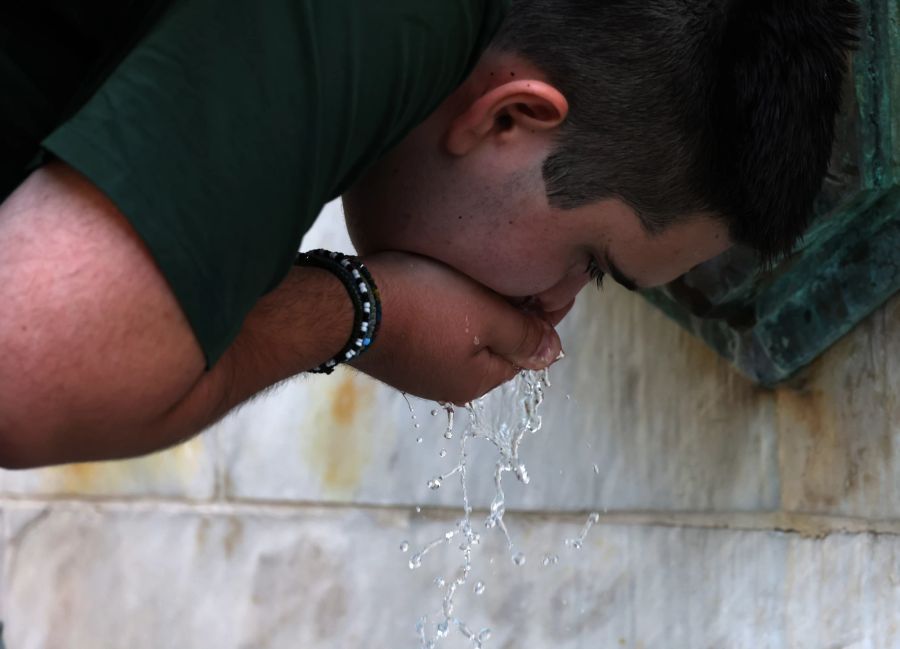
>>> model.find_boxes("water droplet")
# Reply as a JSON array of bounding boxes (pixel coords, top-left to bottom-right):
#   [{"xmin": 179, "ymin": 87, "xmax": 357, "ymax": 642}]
[
  {"xmin": 427, "ymin": 477, "xmax": 442, "ymax": 490},
  {"xmin": 515, "ymin": 463, "xmax": 530, "ymax": 484},
  {"xmin": 434, "ymin": 577, "xmax": 446, "ymax": 588},
  {"xmin": 542, "ymin": 553, "xmax": 559, "ymax": 567},
  {"xmin": 477, "ymin": 629, "xmax": 492, "ymax": 643},
  {"xmin": 436, "ymin": 621, "xmax": 449, "ymax": 639},
  {"xmin": 416, "ymin": 437, "xmax": 423, "ymax": 444},
  {"xmin": 473, "ymin": 580, "xmax": 485, "ymax": 595},
  {"xmin": 588, "ymin": 512, "xmax": 601, "ymax": 524},
  {"xmin": 593, "ymin": 463, "xmax": 600, "ymax": 475},
  {"xmin": 439, "ymin": 449, "xmax": 447, "ymax": 458},
  {"xmin": 512, "ymin": 552, "xmax": 526, "ymax": 566},
  {"xmin": 565, "ymin": 394, "xmax": 571, "ymax": 400},
  {"xmin": 566, "ymin": 538, "xmax": 583, "ymax": 550},
  {"xmin": 409, "ymin": 553, "xmax": 423, "ymax": 570},
  {"xmin": 443, "ymin": 405, "xmax": 455, "ymax": 439},
  {"xmin": 414, "ymin": 423, "xmax": 421, "ymax": 429},
  {"xmin": 415, "ymin": 506, "xmax": 422, "ymax": 513},
  {"xmin": 430, "ymin": 409, "xmax": 439, "ymax": 416},
  {"xmin": 400, "ymin": 541, "xmax": 409, "ymax": 553}
]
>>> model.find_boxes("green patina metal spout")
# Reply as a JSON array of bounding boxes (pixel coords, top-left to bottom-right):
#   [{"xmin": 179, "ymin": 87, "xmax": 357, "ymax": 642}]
[{"xmin": 643, "ymin": 0, "xmax": 900, "ymax": 385}]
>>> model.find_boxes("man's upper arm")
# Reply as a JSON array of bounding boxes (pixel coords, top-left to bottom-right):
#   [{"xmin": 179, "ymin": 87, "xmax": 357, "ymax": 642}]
[
  {"xmin": 0, "ymin": 161, "xmax": 205, "ymax": 467},
  {"xmin": 38, "ymin": 0, "xmax": 508, "ymax": 366}
]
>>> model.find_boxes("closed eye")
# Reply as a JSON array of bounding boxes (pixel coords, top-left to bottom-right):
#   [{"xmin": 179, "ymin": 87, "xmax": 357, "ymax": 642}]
[{"xmin": 585, "ymin": 257, "xmax": 606, "ymax": 290}]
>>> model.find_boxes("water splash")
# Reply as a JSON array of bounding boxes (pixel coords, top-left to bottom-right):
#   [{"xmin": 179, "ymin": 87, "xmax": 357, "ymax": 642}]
[
  {"xmin": 402, "ymin": 392, "xmax": 421, "ymax": 430},
  {"xmin": 541, "ymin": 553, "xmax": 559, "ymax": 567},
  {"xmin": 565, "ymin": 512, "xmax": 601, "ymax": 551},
  {"xmin": 442, "ymin": 403, "xmax": 455, "ymax": 440},
  {"xmin": 409, "ymin": 370, "xmax": 549, "ymax": 648}
]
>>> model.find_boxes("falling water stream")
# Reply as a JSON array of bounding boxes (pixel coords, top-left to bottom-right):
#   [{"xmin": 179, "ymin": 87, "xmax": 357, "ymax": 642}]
[{"xmin": 400, "ymin": 369, "xmax": 601, "ymax": 648}]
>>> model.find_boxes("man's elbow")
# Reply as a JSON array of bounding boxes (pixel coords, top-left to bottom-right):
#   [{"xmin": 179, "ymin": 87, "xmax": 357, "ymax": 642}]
[
  {"xmin": 0, "ymin": 414, "xmax": 51, "ymax": 470},
  {"xmin": 0, "ymin": 386, "xmax": 89, "ymax": 469}
]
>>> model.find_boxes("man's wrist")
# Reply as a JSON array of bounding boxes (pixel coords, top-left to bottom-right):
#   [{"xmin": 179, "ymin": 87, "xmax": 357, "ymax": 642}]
[{"xmin": 294, "ymin": 250, "xmax": 381, "ymax": 373}]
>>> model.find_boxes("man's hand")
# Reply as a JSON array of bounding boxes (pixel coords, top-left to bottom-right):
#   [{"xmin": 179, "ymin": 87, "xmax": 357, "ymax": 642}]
[{"xmin": 352, "ymin": 252, "xmax": 563, "ymax": 404}]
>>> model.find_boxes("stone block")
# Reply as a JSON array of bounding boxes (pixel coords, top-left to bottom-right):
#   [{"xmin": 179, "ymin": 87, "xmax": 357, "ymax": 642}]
[{"xmin": 3, "ymin": 503, "xmax": 900, "ymax": 649}]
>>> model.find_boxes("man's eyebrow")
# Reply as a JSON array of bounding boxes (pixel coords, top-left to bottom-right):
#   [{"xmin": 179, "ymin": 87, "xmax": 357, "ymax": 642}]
[{"xmin": 604, "ymin": 252, "xmax": 640, "ymax": 292}]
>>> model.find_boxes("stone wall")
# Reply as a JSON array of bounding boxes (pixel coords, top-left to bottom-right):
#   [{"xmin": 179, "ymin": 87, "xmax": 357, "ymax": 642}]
[{"xmin": 2, "ymin": 203, "xmax": 898, "ymax": 648}]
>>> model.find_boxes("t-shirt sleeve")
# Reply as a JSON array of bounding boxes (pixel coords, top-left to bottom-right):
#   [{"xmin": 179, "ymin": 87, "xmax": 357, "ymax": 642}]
[{"xmin": 42, "ymin": 0, "xmax": 508, "ymax": 366}]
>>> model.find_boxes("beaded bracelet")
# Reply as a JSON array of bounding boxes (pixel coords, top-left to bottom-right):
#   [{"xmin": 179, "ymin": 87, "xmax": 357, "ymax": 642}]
[{"xmin": 294, "ymin": 249, "xmax": 382, "ymax": 374}]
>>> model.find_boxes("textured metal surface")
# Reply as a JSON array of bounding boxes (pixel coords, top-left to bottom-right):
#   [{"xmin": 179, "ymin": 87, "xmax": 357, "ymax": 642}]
[{"xmin": 642, "ymin": 0, "xmax": 900, "ymax": 385}]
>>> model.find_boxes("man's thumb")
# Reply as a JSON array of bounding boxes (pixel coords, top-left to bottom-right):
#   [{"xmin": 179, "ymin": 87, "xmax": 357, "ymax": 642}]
[{"xmin": 498, "ymin": 315, "xmax": 563, "ymax": 371}]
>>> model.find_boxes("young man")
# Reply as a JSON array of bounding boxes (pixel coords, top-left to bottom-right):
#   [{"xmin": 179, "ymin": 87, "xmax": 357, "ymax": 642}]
[{"xmin": 0, "ymin": 0, "xmax": 858, "ymax": 468}]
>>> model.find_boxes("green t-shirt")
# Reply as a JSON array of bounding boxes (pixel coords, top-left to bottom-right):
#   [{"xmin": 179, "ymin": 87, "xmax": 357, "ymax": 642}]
[{"xmin": 2, "ymin": 0, "xmax": 508, "ymax": 365}]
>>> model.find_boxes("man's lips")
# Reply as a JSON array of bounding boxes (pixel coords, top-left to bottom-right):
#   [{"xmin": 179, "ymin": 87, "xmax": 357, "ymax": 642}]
[{"xmin": 506, "ymin": 295, "xmax": 540, "ymax": 310}]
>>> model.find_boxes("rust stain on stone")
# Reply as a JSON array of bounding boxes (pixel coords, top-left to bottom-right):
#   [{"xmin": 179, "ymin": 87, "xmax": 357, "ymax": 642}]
[
  {"xmin": 776, "ymin": 386, "xmax": 855, "ymax": 510},
  {"xmin": 330, "ymin": 374, "xmax": 360, "ymax": 427},
  {"xmin": 775, "ymin": 299, "xmax": 900, "ymax": 517},
  {"xmin": 55, "ymin": 462, "xmax": 101, "ymax": 493},
  {"xmin": 49, "ymin": 435, "xmax": 205, "ymax": 495},
  {"xmin": 223, "ymin": 517, "xmax": 244, "ymax": 558},
  {"xmin": 195, "ymin": 517, "xmax": 211, "ymax": 549},
  {"xmin": 305, "ymin": 371, "xmax": 376, "ymax": 496}
]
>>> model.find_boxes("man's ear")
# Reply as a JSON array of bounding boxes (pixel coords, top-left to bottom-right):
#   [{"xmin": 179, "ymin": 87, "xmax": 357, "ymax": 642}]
[{"xmin": 445, "ymin": 80, "xmax": 568, "ymax": 156}]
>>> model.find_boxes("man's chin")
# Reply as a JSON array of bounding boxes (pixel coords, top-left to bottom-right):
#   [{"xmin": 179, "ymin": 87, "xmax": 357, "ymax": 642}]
[
  {"xmin": 504, "ymin": 295, "xmax": 576, "ymax": 326},
  {"xmin": 543, "ymin": 299, "xmax": 576, "ymax": 326}
]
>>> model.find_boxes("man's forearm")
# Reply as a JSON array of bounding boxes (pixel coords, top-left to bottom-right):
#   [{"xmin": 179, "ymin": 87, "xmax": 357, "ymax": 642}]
[
  {"xmin": 138, "ymin": 265, "xmax": 354, "ymax": 460},
  {"xmin": 1, "ymin": 261, "xmax": 353, "ymax": 468}
]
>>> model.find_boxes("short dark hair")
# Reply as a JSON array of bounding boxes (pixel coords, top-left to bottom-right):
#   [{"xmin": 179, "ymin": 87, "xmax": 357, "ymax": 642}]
[{"xmin": 492, "ymin": 0, "xmax": 860, "ymax": 261}]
